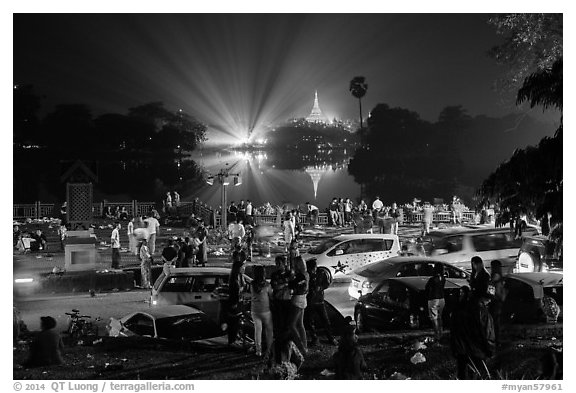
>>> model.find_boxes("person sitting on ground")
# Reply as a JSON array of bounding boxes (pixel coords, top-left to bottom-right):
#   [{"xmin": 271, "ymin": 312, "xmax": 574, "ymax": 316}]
[
  {"xmin": 332, "ymin": 318, "xmax": 367, "ymax": 379},
  {"xmin": 30, "ymin": 229, "xmax": 47, "ymax": 252},
  {"xmin": 23, "ymin": 316, "xmax": 64, "ymax": 368}
]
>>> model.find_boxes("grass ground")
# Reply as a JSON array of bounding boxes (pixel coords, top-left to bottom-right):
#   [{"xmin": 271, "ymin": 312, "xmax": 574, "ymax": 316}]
[{"xmin": 13, "ymin": 329, "xmax": 560, "ymax": 380}]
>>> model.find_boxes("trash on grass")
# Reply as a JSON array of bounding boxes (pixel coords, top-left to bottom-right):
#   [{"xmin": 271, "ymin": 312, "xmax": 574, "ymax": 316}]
[{"xmin": 410, "ymin": 352, "xmax": 426, "ymax": 364}]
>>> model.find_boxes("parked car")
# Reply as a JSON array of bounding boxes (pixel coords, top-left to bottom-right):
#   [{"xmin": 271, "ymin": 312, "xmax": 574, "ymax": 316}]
[
  {"xmin": 348, "ymin": 256, "xmax": 470, "ymax": 299},
  {"xmin": 502, "ymin": 272, "xmax": 563, "ymax": 324},
  {"xmin": 515, "ymin": 236, "xmax": 563, "ymax": 273},
  {"xmin": 354, "ymin": 276, "xmax": 469, "ymax": 332},
  {"xmin": 301, "ymin": 234, "xmax": 401, "ymax": 284},
  {"xmin": 421, "ymin": 225, "xmax": 539, "ymax": 273},
  {"xmin": 107, "ymin": 305, "xmax": 224, "ymax": 341},
  {"xmin": 150, "ymin": 267, "xmax": 252, "ymax": 327}
]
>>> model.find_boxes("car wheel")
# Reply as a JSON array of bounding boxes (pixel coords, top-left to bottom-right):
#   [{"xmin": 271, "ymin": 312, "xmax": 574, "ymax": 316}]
[
  {"xmin": 518, "ymin": 252, "xmax": 542, "ymax": 272},
  {"xmin": 355, "ymin": 310, "xmax": 369, "ymax": 333},
  {"xmin": 318, "ymin": 267, "xmax": 333, "ymax": 286}
]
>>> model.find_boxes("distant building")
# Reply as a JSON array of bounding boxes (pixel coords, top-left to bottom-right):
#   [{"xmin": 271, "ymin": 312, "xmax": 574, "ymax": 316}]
[{"xmin": 306, "ymin": 91, "xmax": 328, "ymax": 124}]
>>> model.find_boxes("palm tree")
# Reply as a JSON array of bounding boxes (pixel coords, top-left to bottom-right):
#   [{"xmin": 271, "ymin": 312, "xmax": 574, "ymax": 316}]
[{"xmin": 349, "ymin": 76, "xmax": 368, "ymax": 129}]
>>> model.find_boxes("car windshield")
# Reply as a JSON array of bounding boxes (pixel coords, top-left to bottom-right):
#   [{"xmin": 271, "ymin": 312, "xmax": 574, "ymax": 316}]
[
  {"xmin": 308, "ymin": 238, "xmax": 341, "ymax": 255},
  {"xmin": 357, "ymin": 261, "xmax": 394, "ymax": 278}
]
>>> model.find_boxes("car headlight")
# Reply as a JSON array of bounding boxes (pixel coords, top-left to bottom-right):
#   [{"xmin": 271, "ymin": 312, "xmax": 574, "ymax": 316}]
[{"xmin": 361, "ymin": 281, "xmax": 372, "ymax": 289}]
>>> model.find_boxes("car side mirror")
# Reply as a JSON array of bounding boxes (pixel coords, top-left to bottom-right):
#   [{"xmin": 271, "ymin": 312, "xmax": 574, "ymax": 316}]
[{"xmin": 335, "ymin": 249, "xmax": 344, "ymax": 256}]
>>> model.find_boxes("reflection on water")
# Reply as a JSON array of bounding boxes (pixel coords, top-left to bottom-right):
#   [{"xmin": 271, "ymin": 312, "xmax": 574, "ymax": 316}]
[
  {"xmin": 14, "ymin": 147, "xmax": 360, "ymax": 209},
  {"xmin": 188, "ymin": 147, "xmax": 360, "ymax": 209}
]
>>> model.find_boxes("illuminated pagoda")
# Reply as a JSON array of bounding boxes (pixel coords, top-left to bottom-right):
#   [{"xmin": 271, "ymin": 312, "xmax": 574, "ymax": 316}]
[{"xmin": 305, "ymin": 91, "xmax": 328, "ymax": 124}]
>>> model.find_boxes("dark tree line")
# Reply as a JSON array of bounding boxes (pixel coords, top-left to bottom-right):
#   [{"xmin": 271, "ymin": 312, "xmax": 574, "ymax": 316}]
[
  {"xmin": 477, "ymin": 14, "xmax": 562, "ymax": 221},
  {"xmin": 13, "ymin": 86, "xmax": 207, "ymax": 156}
]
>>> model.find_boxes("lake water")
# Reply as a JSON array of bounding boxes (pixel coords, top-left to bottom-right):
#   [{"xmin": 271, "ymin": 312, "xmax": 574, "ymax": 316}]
[
  {"xmin": 14, "ymin": 147, "xmax": 361, "ymax": 210},
  {"xmin": 187, "ymin": 147, "xmax": 361, "ymax": 210}
]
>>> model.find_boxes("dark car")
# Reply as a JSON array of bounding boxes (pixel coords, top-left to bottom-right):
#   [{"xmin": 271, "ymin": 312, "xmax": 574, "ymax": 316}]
[
  {"xmin": 107, "ymin": 305, "xmax": 220, "ymax": 341},
  {"xmin": 502, "ymin": 272, "xmax": 563, "ymax": 324},
  {"xmin": 515, "ymin": 236, "xmax": 563, "ymax": 273},
  {"xmin": 354, "ymin": 276, "xmax": 469, "ymax": 332}
]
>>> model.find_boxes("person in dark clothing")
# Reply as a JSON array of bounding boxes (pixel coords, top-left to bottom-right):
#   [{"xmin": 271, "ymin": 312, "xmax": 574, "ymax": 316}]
[
  {"xmin": 271, "ymin": 255, "xmax": 293, "ymax": 363},
  {"xmin": 470, "ymin": 256, "xmax": 491, "ymax": 300},
  {"xmin": 489, "ymin": 260, "xmax": 507, "ymax": 346},
  {"xmin": 161, "ymin": 239, "xmax": 178, "ymax": 266},
  {"xmin": 195, "ymin": 220, "xmax": 208, "ymax": 266},
  {"xmin": 23, "ymin": 316, "xmax": 64, "ymax": 368},
  {"xmin": 287, "ymin": 256, "xmax": 309, "ymax": 355},
  {"xmin": 332, "ymin": 320, "xmax": 367, "ymax": 379},
  {"xmin": 305, "ymin": 259, "xmax": 336, "ymax": 346},
  {"xmin": 226, "ymin": 250, "xmax": 247, "ymax": 345},
  {"xmin": 30, "ymin": 229, "xmax": 47, "ymax": 252},
  {"xmin": 450, "ymin": 286, "xmax": 495, "ymax": 379},
  {"xmin": 425, "ymin": 263, "xmax": 446, "ymax": 341}
]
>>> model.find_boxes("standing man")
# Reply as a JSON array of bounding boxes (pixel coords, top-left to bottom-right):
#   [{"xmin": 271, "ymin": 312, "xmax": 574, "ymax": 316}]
[
  {"xmin": 389, "ymin": 202, "xmax": 400, "ymax": 235},
  {"xmin": 195, "ymin": 220, "xmax": 208, "ymax": 267},
  {"xmin": 425, "ymin": 264, "xmax": 446, "ymax": 342},
  {"xmin": 372, "ymin": 196, "xmax": 383, "ymax": 220},
  {"xmin": 329, "ymin": 198, "xmax": 339, "ymax": 226},
  {"xmin": 305, "ymin": 259, "xmax": 337, "ymax": 346},
  {"xmin": 271, "ymin": 255, "xmax": 292, "ymax": 362},
  {"xmin": 144, "ymin": 212, "xmax": 160, "ymax": 263},
  {"xmin": 422, "ymin": 201, "xmax": 434, "ymax": 235},
  {"xmin": 337, "ymin": 198, "xmax": 345, "ymax": 227},
  {"xmin": 228, "ymin": 217, "xmax": 245, "ymax": 252},
  {"xmin": 237, "ymin": 200, "xmax": 246, "ymax": 223},
  {"xmin": 344, "ymin": 198, "xmax": 353, "ymax": 226},
  {"xmin": 245, "ymin": 200, "xmax": 253, "ymax": 225},
  {"xmin": 173, "ymin": 191, "xmax": 180, "ymax": 208},
  {"xmin": 111, "ymin": 222, "xmax": 121, "ymax": 269}
]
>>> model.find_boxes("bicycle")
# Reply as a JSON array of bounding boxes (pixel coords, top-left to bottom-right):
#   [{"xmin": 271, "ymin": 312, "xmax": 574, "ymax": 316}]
[{"xmin": 64, "ymin": 309, "xmax": 99, "ymax": 342}]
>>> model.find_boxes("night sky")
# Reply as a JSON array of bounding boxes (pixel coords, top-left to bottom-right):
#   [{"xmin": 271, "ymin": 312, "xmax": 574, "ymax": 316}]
[{"xmin": 13, "ymin": 13, "xmax": 554, "ymax": 142}]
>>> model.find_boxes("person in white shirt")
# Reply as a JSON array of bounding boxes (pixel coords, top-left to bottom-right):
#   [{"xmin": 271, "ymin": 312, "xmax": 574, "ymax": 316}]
[
  {"xmin": 306, "ymin": 202, "xmax": 319, "ymax": 226},
  {"xmin": 127, "ymin": 217, "xmax": 136, "ymax": 255},
  {"xmin": 111, "ymin": 222, "xmax": 121, "ymax": 269},
  {"xmin": 284, "ymin": 212, "xmax": 296, "ymax": 252},
  {"xmin": 144, "ymin": 213, "xmax": 160, "ymax": 261},
  {"xmin": 228, "ymin": 217, "xmax": 246, "ymax": 251},
  {"xmin": 372, "ymin": 196, "xmax": 383, "ymax": 213},
  {"xmin": 245, "ymin": 200, "xmax": 253, "ymax": 225}
]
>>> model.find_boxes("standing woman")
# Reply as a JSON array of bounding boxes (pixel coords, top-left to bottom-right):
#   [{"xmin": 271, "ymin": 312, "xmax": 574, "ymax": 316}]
[
  {"xmin": 288, "ymin": 255, "xmax": 309, "ymax": 355},
  {"xmin": 251, "ymin": 265, "xmax": 274, "ymax": 358},
  {"xmin": 425, "ymin": 263, "xmax": 446, "ymax": 342},
  {"xmin": 489, "ymin": 260, "xmax": 506, "ymax": 346},
  {"xmin": 139, "ymin": 239, "xmax": 152, "ymax": 289},
  {"xmin": 283, "ymin": 212, "xmax": 295, "ymax": 253}
]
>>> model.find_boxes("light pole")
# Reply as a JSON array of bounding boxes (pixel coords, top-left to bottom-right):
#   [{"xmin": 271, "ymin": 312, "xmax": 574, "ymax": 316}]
[{"xmin": 206, "ymin": 164, "xmax": 241, "ymax": 229}]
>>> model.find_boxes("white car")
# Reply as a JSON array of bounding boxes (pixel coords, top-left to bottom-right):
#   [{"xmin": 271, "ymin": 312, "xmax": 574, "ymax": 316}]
[
  {"xmin": 421, "ymin": 226, "xmax": 539, "ymax": 273},
  {"xmin": 301, "ymin": 234, "xmax": 401, "ymax": 284},
  {"xmin": 347, "ymin": 256, "xmax": 470, "ymax": 299}
]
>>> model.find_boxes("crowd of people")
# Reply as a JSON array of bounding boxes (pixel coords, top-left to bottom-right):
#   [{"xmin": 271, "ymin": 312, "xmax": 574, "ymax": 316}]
[{"xmin": 224, "ymin": 243, "xmax": 365, "ymax": 379}]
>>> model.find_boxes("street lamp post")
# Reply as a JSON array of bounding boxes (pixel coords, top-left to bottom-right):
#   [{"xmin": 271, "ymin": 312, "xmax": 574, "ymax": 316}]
[{"xmin": 206, "ymin": 165, "xmax": 241, "ymax": 229}]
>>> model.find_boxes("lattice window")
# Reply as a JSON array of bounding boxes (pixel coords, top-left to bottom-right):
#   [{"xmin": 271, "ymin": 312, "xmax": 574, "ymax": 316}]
[{"xmin": 67, "ymin": 183, "xmax": 93, "ymax": 228}]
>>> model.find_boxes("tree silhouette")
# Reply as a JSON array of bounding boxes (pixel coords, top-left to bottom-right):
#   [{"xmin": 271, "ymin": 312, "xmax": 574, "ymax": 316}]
[
  {"xmin": 517, "ymin": 59, "xmax": 562, "ymax": 112},
  {"xmin": 349, "ymin": 76, "xmax": 368, "ymax": 129}
]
